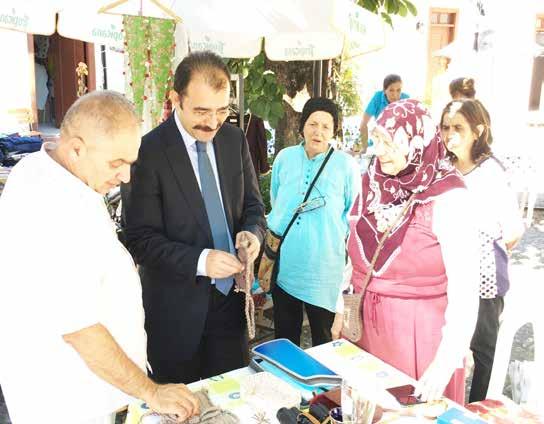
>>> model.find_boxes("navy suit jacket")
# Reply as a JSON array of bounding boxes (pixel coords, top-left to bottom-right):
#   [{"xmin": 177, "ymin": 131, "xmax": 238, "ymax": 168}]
[{"xmin": 122, "ymin": 116, "xmax": 266, "ymax": 361}]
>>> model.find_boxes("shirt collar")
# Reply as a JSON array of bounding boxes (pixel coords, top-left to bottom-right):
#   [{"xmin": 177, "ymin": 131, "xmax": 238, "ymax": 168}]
[
  {"xmin": 299, "ymin": 141, "xmax": 333, "ymax": 161},
  {"xmin": 40, "ymin": 142, "xmax": 103, "ymax": 202},
  {"xmin": 174, "ymin": 109, "xmax": 198, "ymax": 151}
]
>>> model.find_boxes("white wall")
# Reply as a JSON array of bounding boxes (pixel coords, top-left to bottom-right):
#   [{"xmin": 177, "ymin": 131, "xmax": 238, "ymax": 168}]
[
  {"xmin": 480, "ymin": 1, "xmax": 539, "ymax": 153},
  {"xmin": 0, "ymin": 28, "xmax": 33, "ymax": 133},
  {"xmin": 352, "ymin": 0, "xmax": 540, "ymax": 150},
  {"xmin": 352, "ymin": 0, "xmax": 476, "ymax": 108},
  {"xmin": 94, "ymin": 46, "xmax": 126, "ymax": 94}
]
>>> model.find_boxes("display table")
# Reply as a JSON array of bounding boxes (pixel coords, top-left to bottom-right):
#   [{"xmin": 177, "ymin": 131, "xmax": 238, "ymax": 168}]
[
  {"xmin": 0, "ymin": 166, "xmax": 10, "ymax": 196},
  {"xmin": 125, "ymin": 339, "xmax": 470, "ymax": 423}
]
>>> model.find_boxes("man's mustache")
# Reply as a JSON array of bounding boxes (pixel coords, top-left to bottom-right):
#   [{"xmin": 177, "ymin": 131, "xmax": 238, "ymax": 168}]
[{"xmin": 193, "ymin": 124, "xmax": 221, "ymax": 132}]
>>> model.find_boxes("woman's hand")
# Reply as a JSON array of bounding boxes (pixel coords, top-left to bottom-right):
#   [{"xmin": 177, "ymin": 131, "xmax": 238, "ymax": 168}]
[
  {"xmin": 413, "ymin": 357, "xmax": 456, "ymax": 402},
  {"xmin": 331, "ymin": 312, "xmax": 344, "ymax": 340}
]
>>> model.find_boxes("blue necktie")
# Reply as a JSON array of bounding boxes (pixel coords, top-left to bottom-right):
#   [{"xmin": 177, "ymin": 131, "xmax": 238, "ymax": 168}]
[{"xmin": 196, "ymin": 141, "xmax": 234, "ymax": 295}]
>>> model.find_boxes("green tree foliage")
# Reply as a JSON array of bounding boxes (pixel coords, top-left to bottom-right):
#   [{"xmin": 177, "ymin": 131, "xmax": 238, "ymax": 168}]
[
  {"xmin": 358, "ymin": 0, "xmax": 417, "ymax": 26},
  {"xmin": 229, "ymin": 0, "xmax": 417, "ymax": 152},
  {"xmin": 228, "ymin": 52, "xmax": 285, "ymax": 131}
]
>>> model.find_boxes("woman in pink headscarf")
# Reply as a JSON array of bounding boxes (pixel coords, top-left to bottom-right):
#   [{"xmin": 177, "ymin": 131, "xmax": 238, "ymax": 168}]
[{"xmin": 333, "ymin": 99, "xmax": 480, "ymax": 404}]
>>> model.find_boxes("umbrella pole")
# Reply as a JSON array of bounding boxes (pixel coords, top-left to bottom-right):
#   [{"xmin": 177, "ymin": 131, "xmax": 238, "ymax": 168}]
[{"xmin": 312, "ymin": 60, "xmax": 323, "ymax": 97}]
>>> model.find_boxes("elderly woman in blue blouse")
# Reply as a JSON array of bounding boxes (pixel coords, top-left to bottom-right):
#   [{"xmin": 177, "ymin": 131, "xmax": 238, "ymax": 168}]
[{"xmin": 268, "ymin": 97, "xmax": 360, "ymax": 347}]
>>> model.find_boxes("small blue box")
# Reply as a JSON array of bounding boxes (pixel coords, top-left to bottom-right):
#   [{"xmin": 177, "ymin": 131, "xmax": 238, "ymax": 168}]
[{"xmin": 437, "ymin": 407, "xmax": 487, "ymax": 423}]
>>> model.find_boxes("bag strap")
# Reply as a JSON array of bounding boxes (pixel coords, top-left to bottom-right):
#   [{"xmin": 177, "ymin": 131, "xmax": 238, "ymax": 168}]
[
  {"xmin": 281, "ymin": 147, "xmax": 334, "ymax": 241},
  {"xmin": 356, "ymin": 193, "xmax": 416, "ymax": 295}
]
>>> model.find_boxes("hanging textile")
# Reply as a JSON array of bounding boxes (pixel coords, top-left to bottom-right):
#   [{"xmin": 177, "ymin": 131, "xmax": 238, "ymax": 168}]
[{"xmin": 123, "ymin": 15, "xmax": 175, "ymax": 128}]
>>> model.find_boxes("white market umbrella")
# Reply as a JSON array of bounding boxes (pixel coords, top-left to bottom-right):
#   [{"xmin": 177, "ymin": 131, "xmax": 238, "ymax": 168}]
[
  {"xmin": 0, "ymin": 0, "xmax": 384, "ymax": 60},
  {"xmin": 0, "ymin": 0, "xmax": 125, "ymax": 48},
  {"xmin": 98, "ymin": 0, "xmax": 385, "ymax": 60}
]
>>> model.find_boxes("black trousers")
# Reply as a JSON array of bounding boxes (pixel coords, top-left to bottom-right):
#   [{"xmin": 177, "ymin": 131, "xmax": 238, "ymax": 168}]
[
  {"xmin": 272, "ymin": 284, "xmax": 335, "ymax": 347},
  {"xmin": 150, "ymin": 287, "xmax": 249, "ymax": 384},
  {"xmin": 469, "ymin": 296, "xmax": 504, "ymax": 402}
]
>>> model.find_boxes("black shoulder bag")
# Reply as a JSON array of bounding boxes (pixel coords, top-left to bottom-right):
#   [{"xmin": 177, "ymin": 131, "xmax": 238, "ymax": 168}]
[{"xmin": 257, "ymin": 147, "xmax": 334, "ymax": 292}]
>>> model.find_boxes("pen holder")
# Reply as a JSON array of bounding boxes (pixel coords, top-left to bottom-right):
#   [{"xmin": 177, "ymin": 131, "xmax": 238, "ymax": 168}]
[{"xmin": 340, "ymin": 379, "xmax": 377, "ymax": 424}]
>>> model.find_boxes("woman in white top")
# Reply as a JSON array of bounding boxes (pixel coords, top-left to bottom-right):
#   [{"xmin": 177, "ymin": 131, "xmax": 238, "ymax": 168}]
[{"xmin": 440, "ymin": 98, "xmax": 525, "ymax": 402}]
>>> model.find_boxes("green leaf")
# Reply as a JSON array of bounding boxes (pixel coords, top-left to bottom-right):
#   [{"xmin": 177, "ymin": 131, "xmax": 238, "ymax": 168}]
[
  {"xmin": 256, "ymin": 103, "xmax": 267, "ymax": 118},
  {"xmin": 271, "ymin": 102, "xmax": 283, "ymax": 117},
  {"xmin": 252, "ymin": 78, "xmax": 263, "ymax": 92},
  {"xmin": 380, "ymin": 12, "xmax": 393, "ymax": 27},
  {"xmin": 264, "ymin": 74, "xmax": 276, "ymax": 84},
  {"xmin": 269, "ymin": 116, "xmax": 279, "ymax": 129},
  {"xmin": 385, "ymin": 0, "xmax": 393, "ymax": 14},
  {"xmin": 265, "ymin": 129, "xmax": 272, "ymax": 140},
  {"xmin": 253, "ymin": 53, "xmax": 265, "ymax": 68},
  {"xmin": 398, "ymin": 2, "xmax": 407, "ymax": 17},
  {"xmin": 361, "ymin": 0, "xmax": 378, "ymax": 13},
  {"xmin": 262, "ymin": 84, "xmax": 271, "ymax": 97},
  {"xmin": 404, "ymin": 0, "xmax": 417, "ymax": 16},
  {"xmin": 242, "ymin": 68, "xmax": 249, "ymax": 78},
  {"xmin": 262, "ymin": 102, "xmax": 271, "ymax": 118}
]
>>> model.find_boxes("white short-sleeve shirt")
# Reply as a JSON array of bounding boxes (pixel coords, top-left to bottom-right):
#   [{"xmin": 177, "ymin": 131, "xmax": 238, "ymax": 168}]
[
  {"xmin": 463, "ymin": 156, "xmax": 524, "ymax": 298},
  {"xmin": 0, "ymin": 144, "xmax": 147, "ymax": 423}
]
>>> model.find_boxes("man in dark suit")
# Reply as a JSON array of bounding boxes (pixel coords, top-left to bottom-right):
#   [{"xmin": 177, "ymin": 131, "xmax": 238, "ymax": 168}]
[{"xmin": 123, "ymin": 51, "xmax": 266, "ymax": 384}]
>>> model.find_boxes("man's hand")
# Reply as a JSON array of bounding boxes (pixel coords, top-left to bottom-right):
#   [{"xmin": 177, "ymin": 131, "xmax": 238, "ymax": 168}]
[
  {"xmin": 206, "ymin": 250, "xmax": 243, "ymax": 279},
  {"xmin": 63, "ymin": 324, "xmax": 199, "ymax": 422},
  {"xmin": 235, "ymin": 231, "xmax": 261, "ymax": 263},
  {"xmin": 146, "ymin": 383, "xmax": 200, "ymax": 421},
  {"xmin": 331, "ymin": 313, "xmax": 344, "ymax": 340}
]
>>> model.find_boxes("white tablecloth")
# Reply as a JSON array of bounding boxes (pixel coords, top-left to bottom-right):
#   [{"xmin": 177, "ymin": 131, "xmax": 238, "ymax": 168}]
[{"xmin": 126, "ymin": 339, "xmax": 465, "ymax": 423}]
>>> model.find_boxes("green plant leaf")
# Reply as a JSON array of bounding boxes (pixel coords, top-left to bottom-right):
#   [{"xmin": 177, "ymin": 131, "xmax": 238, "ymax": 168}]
[
  {"xmin": 271, "ymin": 102, "xmax": 284, "ymax": 117},
  {"xmin": 262, "ymin": 102, "xmax": 271, "ymax": 117},
  {"xmin": 398, "ymin": 2, "xmax": 407, "ymax": 17},
  {"xmin": 361, "ymin": 0, "xmax": 378, "ymax": 13},
  {"xmin": 380, "ymin": 11, "xmax": 393, "ymax": 27},
  {"xmin": 385, "ymin": 0, "xmax": 393, "ymax": 14},
  {"xmin": 404, "ymin": 0, "xmax": 417, "ymax": 16}
]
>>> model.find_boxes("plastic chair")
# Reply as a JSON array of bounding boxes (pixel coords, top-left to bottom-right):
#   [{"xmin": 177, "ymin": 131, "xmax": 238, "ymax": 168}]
[{"xmin": 487, "ymin": 265, "xmax": 543, "ymax": 409}]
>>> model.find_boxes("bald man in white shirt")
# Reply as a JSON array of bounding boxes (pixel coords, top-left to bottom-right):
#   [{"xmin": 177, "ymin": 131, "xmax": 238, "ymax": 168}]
[{"xmin": 0, "ymin": 91, "xmax": 198, "ymax": 424}]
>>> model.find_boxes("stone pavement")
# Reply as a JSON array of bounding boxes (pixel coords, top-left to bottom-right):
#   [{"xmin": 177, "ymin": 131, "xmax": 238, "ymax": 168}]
[{"xmin": 1, "ymin": 211, "xmax": 542, "ymax": 423}]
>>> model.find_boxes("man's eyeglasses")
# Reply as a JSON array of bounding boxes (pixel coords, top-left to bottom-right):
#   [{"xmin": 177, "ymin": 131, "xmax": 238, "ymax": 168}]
[{"xmin": 192, "ymin": 107, "xmax": 233, "ymax": 120}]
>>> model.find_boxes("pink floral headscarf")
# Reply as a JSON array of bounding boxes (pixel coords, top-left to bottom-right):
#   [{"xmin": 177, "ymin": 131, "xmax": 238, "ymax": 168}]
[{"xmin": 350, "ymin": 99, "xmax": 465, "ymax": 274}]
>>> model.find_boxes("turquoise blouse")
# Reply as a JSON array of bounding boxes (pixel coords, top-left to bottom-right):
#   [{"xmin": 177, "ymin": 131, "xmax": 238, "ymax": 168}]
[
  {"xmin": 365, "ymin": 90, "xmax": 410, "ymax": 118},
  {"xmin": 267, "ymin": 143, "xmax": 359, "ymax": 312}
]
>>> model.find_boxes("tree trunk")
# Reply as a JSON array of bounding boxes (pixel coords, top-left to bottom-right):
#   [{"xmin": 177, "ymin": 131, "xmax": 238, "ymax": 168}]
[
  {"xmin": 274, "ymin": 101, "xmax": 301, "ymax": 152},
  {"xmin": 265, "ymin": 59, "xmax": 313, "ymax": 154}
]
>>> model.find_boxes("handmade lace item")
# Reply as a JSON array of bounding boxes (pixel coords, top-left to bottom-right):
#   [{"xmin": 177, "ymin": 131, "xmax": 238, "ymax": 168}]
[
  {"xmin": 240, "ymin": 372, "xmax": 301, "ymax": 422},
  {"xmin": 234, "ymin": 232, "xmax": 256, "ymax": 339},
  {"xmin": 140, "ymin": 389, "xmax": 240, "ymax": 424}
]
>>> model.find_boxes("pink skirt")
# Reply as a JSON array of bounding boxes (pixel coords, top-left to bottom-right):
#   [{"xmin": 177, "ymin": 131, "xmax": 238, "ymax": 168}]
[{"xmin": 356, "ymin": 290, "xmax": 465, "ymax": 404}]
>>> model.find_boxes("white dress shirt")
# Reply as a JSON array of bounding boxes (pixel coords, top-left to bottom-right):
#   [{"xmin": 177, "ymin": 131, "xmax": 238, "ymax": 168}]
[
  {"xmin": 0, "ymin": 144, "xmax": 147, "ymax": 423},
  {"xmin": 174, "ymin": 111, "xmax": 234, "ymax": 280}
]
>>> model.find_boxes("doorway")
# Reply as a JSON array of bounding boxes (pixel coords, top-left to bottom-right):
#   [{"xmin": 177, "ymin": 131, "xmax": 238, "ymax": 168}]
[
  {"xmin": 425, "ymin": 9, "xmax": 457, "ymax": 105},
  {"xmin": 528, "ymin": 14, "xmax": 544, "ymax": 111},
  {"xmin": 31, "ymin": 34, "xmax": 96, "ymax": 132}
]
